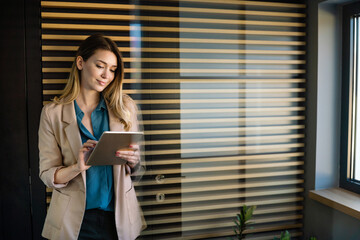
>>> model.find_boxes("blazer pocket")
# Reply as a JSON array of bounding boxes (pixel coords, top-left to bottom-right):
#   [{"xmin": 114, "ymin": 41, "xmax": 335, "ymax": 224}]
[
  {"xmin": 125, "ymin": 186, "xmax": 141, "ymax": 225},
  {"xmin": 46, "ymin": 190, "xmax": 71, "ymax": 230}
]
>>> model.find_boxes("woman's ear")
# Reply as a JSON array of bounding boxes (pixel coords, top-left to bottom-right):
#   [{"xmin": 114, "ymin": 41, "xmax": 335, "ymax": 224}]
[{"xmin": 76, "ymin": 56, "xmax": 84, "ymax": 70}]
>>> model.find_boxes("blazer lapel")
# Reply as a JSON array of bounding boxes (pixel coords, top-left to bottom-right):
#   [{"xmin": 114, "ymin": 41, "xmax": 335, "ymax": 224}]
[{"xmin": 62, "ymin": 102, "xmax": 86, "ymax": 186}]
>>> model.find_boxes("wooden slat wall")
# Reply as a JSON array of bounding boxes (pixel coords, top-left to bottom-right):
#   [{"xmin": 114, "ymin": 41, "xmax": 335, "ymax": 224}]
[{"xmin": 41, "ymin": 0, "xmax": 306, "ymax": 239}]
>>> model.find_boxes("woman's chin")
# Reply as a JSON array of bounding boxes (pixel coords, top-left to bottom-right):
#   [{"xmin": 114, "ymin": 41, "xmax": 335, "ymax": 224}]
[{"xmin": 94, "ymin": 86, "xmax": 106, "ymax": 93}]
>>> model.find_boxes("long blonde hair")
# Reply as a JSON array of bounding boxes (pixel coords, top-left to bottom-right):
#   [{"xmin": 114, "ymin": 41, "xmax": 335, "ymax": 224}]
[{"xmin": 53, "ymin": 34, "xmax": 132, "ymax": 130}]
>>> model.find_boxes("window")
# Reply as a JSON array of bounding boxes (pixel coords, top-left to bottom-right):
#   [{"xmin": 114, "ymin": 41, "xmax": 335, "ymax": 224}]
[{"xmin": 340, "ymin": 1, "xmax": 360, "ymax": 194}]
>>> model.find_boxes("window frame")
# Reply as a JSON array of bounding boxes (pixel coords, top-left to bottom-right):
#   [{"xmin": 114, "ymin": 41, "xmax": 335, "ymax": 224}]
[{"xmin": 340, "ymin": 1, "xmax": 360, "ymax": 194}]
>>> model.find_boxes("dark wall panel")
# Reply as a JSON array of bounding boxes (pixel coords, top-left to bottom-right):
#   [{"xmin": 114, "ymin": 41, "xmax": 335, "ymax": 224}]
[
  {"xmin": 0, "ymin": 0, "xmax": 35, "ymax": 239},
  {"xmin": 25, "ymin": 0, "xmax": 46, "ymax": 239}
]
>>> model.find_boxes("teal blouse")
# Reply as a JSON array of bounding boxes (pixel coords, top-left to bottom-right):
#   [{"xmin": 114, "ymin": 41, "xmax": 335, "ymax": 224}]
[{"xmin": 74, "ymin": 97, "xmax": 114, "ymax": 211}]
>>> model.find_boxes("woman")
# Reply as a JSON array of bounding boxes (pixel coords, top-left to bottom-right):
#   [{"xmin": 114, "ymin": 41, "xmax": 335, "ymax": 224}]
[{"xmin": 38, "ymin": 34, "xmax": 146, "ymax": 240}]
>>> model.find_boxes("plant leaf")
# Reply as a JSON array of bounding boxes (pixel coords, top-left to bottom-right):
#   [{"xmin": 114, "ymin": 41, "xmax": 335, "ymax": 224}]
[{"xmin": 244, "ymin": 206, "xmax": 256, "ymax": 222}]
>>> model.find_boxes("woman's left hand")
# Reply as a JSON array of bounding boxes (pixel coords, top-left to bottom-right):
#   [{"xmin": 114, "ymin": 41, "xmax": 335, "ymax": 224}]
[{"xmin": 115, "ymin": 144, "xmax": 140, "ymax": 173}]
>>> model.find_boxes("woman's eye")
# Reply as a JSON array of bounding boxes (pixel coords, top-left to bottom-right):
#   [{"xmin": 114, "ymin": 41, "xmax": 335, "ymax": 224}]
[
  {"xmin": 96, "ymin": 64, "xmax": 104, "ymax": 69},
  {"xmin": 110, "ymin": 69, "xmax": 116, "ymax": 73}
]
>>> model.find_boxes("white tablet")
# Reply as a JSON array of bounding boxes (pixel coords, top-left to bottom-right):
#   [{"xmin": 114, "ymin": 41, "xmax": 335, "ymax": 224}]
[{"xmin": 85, "ymin": 131, "xmax": 143, "ymax": 166}]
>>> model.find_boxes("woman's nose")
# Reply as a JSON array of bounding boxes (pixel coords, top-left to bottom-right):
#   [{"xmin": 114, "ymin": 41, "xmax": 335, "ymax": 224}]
[{"xmin": 101, "ymin": 69, "xmax": 110, "ymax": 79}]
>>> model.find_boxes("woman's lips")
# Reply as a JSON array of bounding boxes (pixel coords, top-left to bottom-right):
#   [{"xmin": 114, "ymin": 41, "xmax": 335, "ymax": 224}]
[{"xmin": 97, "ymin": 80, "xmax": 106, "ymax": 86}]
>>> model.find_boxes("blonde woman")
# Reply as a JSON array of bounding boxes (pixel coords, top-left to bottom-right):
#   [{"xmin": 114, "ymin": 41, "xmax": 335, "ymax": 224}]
[{"xmin": 38, "ymin": 34, "xmax": 146, "ymax": 240}]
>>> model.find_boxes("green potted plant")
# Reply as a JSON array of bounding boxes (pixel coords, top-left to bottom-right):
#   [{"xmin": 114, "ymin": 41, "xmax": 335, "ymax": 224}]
[
  {"xmin": 273, "ymin": 230, "xmax": 291, "ymax": 240},
  {"xmin": 231, "ymin": 205, "xmax": 256, "ymax": 240}
]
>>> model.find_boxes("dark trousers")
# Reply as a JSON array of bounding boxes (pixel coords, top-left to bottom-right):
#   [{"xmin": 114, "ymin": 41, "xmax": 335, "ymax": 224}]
[{"xmin": 78, "ymin": 209, "xmax": 118, "ymax": 240}]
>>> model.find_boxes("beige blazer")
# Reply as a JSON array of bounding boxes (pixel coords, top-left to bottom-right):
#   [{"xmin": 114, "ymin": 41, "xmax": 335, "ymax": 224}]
[{"xmin": 38, "ymin": 96, "xmax": 146, "ymax": 240}]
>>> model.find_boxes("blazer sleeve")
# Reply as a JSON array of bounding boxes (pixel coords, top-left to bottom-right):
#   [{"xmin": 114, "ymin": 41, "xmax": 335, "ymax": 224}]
[
  {"xmin": 124, "ymin": 95, "xmax": 146, "ymax": 181},
  {"xmin": 38, "ymin": 104, "xmax": 68, "ymax": 189}
]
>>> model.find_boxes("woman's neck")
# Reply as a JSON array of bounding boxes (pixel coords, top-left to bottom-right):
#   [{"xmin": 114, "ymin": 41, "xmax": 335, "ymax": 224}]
[{"xmin": 76, "ymin": 89, "xmax": 100, "ymax": 113}]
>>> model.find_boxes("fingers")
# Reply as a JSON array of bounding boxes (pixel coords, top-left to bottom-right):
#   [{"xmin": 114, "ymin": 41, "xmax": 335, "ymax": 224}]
[
  {"xmin": 77, "ymin": 140, "xmax": 96, "ymax": 171},
  {"xmin": 116, "ymin": 144, "xmax": 138, "ymax": 151},
  {"xmin": 129, "ymin": 144, "xmax": 139, "ymax": 151},
  {"xmin": 116, "ymin": 147, "xmax": 140, "ymax": 168},
  {"xmin": 86, "ymin": 139, "xmax": 98, "ymax": 144},
  {"xmin": 84, "ymin": 140, "xmax": 97, "ymax": 148},
  {"xmin": 116, "ymin": 150, "xmax": 139, "ymax": 161},
  {"xmin": 80, "ymin": 140, "xmax": 97, "ymax": 153},
  {"xmin": 116, "ymin": 149, "xmax": 138, "ymax": 157}
]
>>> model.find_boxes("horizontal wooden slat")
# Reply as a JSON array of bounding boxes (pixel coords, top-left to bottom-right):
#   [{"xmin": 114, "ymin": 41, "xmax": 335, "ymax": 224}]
[
  {"xmin": 142, "ymin": 221, "xmax": 302, "ymax": 236},
  {"xmin": 143, "ymin": 37, "xmax": 305, "ymax": 45},
  {"xmin": 41, "ymin": 78, "xmax": 145, "ymax": 84},
  {"xmin": 141, "ymin": 26, "xmax": 305, "ymax": 36},
  {"xmin": 126, "ymin": 88, "xmax": 306, "ymax": 94},
  {"xmin": 151, "ymin": 0, "xmax": 306, "ymax": 9},
  {"xmin": 42, "ymin": 67, "xmax": 134, "ymax": 73},
  {"xmin": 41, "ymin": 1, "xmax": 135, "ymax": 10},
  {"xmin": 136, "ymin": 169, "xmax": 304, "ymax": 186},
  {"xmin": 41, "ymin": 68, "xmax": 305, "ymax": 75},
  {"xmin": 247, "ymin": 232, "xmax": 303, "ymax": 240},
  {"xmin": 41, "ymin": 12, "xmax": 135, "ymax": 21},
  {"xmin": 42, "ymin": 45, "xmax": 305, "ymax": 55},
  {"xmin": 42, "ymin": 23, "xmax": 130, "ymax": 31},
  {"xmin": 141, "ymin": 107, "xmax": 305, "ymax": 115},
  {"xmin": 42, "ymin": 56, "xmax": 305, "ymax": 65},
  {"xmin": 40, "ymin": 103, "xmax": 304, "ymax": 112},
  {"xmin": 42, "ymin": 33, "xmax": 304, "ymax": 45},
  {"xmin": 42, "ymin": 46, "xmax": 132, "ymax": 52},
  {"xmin": 42, "ymin": 79, "xmax": 67, "ymax": 84},
  {"xmin": 167, "ymin": 231, "xmax": 302, "ymax": 240},
  {"xmin": 139, "ymin": 48, "xmax": 306, "ymax": 55},
  {"xmin": 137, "ymin": 179, "xmax": 304, "ymax": 197},
  {"xmin": 42, "ymin": 78, "xmax": 306, "ymax": 84},
  {"xmin": 139, "ymin": 69, "xmax": 305, "ymax": 74},
  {"xmin": 135, "ymin": 78, "xmax": 306, "ymax": 83},
  {"xmin": 145, "ymin": 160, "xmax": 304, "ymax": 175},
  {"xmin": 146, "ymin": 214, "xmax": 303, "ymax": 230},
  {"xmin": 141, "ymin": 188, "xmax": 304, "ymax": 208},
  {"xmin": 141, "ymin": 196, "xmax": 304, "ymax": 216},
  {"xmin": 146, "ymin": 152, "xmax": 304, "ymax": 166},
  {"xmin": 142, "ymin": 116, "xmax": 305, "ymax": 125},
  {"xmin": 144, "ymin": 143, "xmax": 304, "ymax": 155},
  {"xmin": 137, "ymin": 5, "xmax": 305, "ymax": 18},
  {"xmin": 139, "ymin": 16, "xmax": 306, "ymax": 27},
  {"xmin": 140, "ymin": 108, "xmax": 305, "ymax": 115},
  {"xmin": 41, "ymin": 0, "xmax": 305, "ymax": 9},
  {"xmin": 42, "ymin": 56, "xmax": 134, "ymax": 62},
  {"xmin": 143, "ymin": 125, "xmax": 304, "ymax": 135},
  {"xmin": 145, "ymin": 134, "xmax": 304, "ymax": 147},
  {"xmin": 147, "ymin": 206, "xmax": 303, "ymax": 225},
  {"xmin": 140, "ymin": 187, "xmax": 304, "ymax": 206},
  {"xmin": 44, "ymin": 88, "xmax": 305, "ymax": 95},
  {"xmin": 136, "ymin": 98, "xmax": 305, "ymax": 105},
  {"xmin": 40, "ymin": 16, "xmax": 305, "ymax": 28},
  {"xmin": 42, "ymin": 45, "xmax": 79, "ymax": 51},
  {"xmin": 41, "ymin": 1, "xmax": 305, "ymax": 19},
  {"xmin": 42, "ymin": 68, "xmax": 71, "ymax": 73},
  {"xmin": 140, "ymin": 58, "xmax": 306, "ymax": 64},
  {"xmin": 42, "ymin": 34, "xmax": 132, "ymax": 41}
]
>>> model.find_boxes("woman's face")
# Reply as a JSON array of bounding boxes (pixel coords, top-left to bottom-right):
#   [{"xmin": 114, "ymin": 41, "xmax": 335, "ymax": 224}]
[{"xmin": 77, "ymin": 49, "xmax": 118, "ymax": 93}]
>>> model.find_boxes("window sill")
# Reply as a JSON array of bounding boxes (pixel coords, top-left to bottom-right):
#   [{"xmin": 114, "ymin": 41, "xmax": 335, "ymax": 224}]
[{"xmin": 309, "ymin": 188, "xmax": 360, "ymax": 220}]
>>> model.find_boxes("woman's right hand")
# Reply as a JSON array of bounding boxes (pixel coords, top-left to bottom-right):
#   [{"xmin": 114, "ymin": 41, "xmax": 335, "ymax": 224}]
[
  {"xmin": 54, "ymin": 139, "xmax": 98, "ymax": 184},
  {"xmin": 76, "ymin": 139, "xmax": 98, "ymax": 172}
]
